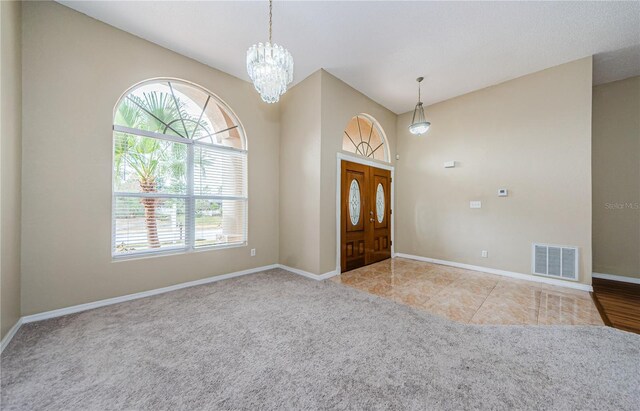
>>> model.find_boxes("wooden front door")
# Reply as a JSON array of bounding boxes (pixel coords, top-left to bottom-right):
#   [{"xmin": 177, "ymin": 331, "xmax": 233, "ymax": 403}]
[{"xmin": 341, "ymin": 160, "xmax": 391, "ymax": 272}]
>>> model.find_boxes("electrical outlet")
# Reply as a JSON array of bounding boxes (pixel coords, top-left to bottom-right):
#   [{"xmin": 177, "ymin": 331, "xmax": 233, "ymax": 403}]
[
  {"xmin": 481, "ymin": 250, "xmax": 488, "ymax": 258},
  {"xmin": 250, "ymin": 248, "xmax": 256, "ymax": 257},
  {"xmin": 470, "ymin": 201, "xmax": 482, "ymax": 209}
]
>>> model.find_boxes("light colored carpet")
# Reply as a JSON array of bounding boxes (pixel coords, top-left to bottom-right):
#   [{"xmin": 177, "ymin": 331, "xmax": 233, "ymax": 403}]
[{"xmin": 1, "ymin": 269, "xmax": 639, "ymax": 410}]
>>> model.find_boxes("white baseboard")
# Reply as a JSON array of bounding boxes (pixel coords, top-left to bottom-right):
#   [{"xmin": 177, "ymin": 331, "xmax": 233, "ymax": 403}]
[
  {"xmin": 592, "ymin": 272, "xmax": 640, "ymax": 285},
  {"xmin": 394, "ymin": 253, "xmax": 593, "ymax": 292},
  {"xmin": 4, "ymin": 263, "xmax": 338, "ymax": 349},
  {"xmin": 1, "ymin": 318, "xmax": 23, "ymax": 354},
  {"xmin": 278, "ymin": 264, "xmax": 339, "ymax": 280},
  {"xmin": 21, "ymin": 264, "xmax": 279, "ymax": 324}
]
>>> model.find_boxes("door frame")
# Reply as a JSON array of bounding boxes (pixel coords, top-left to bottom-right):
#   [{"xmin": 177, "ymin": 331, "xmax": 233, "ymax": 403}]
[{"xmin": 336, "ymin": 152, "xmax": 395, "ymax": 273}]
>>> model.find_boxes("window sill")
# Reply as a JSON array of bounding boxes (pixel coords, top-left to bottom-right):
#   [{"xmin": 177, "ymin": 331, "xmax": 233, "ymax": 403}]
[{"xmin": 111, "ymin": 242, "xmax": 247, "ymax": 262}]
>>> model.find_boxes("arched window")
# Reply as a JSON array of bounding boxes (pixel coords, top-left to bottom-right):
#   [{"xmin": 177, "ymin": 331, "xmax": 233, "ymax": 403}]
[
  {"xmin": 112, "ymin": 79, "xmax": 247, "ymax": 258},
  {"xmin": 342, "ymin": 114, "xmax": 389, "ymax": 162}
]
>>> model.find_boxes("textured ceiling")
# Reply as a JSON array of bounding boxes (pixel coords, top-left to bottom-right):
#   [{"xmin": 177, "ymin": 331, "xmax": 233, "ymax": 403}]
[{"xmin": 58, "ymin": 1, "xmax": 640, "ymax": 114}]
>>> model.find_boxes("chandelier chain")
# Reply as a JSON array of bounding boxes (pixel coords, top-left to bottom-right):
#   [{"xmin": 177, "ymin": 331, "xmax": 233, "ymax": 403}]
[
  {"xmin": 247, "ymin": 0, "xmax": 293, "ymax": 103},
  {"xmin": 409, "ymin": 76, "xmax": 431, "ymax": 135},
  {"xmin": 269, "ymin": 0, "xmax": 273, "ymax": 44}
]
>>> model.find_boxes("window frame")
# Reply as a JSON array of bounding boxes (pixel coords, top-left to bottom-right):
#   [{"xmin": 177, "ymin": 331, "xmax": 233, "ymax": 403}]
[
  {"xmin": 111, "ymin": 78, "xmax": 248, "ymax": 260},
  {"xmin": 342, "ymin": 113, "xmax": 390, "ymax": 163}
]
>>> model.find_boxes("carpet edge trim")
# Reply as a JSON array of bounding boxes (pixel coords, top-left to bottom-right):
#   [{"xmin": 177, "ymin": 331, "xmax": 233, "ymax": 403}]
[{"xmin": 278, "ymin": 265, "xmax": 339, "ymax": 280}]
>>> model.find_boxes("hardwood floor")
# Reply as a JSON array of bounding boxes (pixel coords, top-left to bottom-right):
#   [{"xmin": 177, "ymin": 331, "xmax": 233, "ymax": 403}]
[{"xmin": 592, "ymin": 278, "xmax": 640, "ymax": 334}]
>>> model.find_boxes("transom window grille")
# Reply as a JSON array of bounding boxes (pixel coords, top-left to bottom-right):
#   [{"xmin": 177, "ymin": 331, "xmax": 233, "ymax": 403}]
[
  {"xmin": 112, "ymin": 79, "xmax": 247, "ymax": 258},
  {"xmin": 342, "ymin": 114, "xmax": 389, "ymax": 162}
]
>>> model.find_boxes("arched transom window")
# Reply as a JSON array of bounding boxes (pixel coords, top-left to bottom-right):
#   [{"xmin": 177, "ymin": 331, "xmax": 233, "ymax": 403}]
[
  {"xmin": 342, "ymin": 114, "xmax": 389, "ymax": 162},
  {"xmin": 112, "ymin": 79, "xmax": 247, "ymax": 258}
]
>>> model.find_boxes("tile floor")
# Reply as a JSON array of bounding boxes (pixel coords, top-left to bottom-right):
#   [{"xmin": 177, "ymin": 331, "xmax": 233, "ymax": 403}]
[{"xmin": 331, "ymin": 257, "xmax": 604, "ymax": 326}]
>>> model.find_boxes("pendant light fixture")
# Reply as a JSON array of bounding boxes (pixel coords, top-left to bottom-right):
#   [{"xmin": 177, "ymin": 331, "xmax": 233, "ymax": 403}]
[
  {"xmin": 247, "ymin": 0, "xmax": 294, "ymax": 104},
  {"xmin": 408, "ymin": 77, "xmax": 431, "ymax": 135}
]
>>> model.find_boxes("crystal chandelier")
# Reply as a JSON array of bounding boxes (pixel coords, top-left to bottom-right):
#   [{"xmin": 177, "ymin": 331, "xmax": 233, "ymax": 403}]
[
  {"xmin": 247, "ymin": 0, "xmax": 294, "ymax": 104},
  {"xmin": 408, "ymin": 77, "xmax": 431, "ymax": 135}
]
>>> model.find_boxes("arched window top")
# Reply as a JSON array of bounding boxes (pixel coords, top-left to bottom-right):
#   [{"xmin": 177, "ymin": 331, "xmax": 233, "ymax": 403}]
[
  {"xmin": 112, "ymin": 78, "xmax": 248, "ymax": 258},
  {"xmin": 114, "ymin": 78, "xmax": 246, "ymax": 150},
  {"xmin": 342, "ymin": 114, "xmax": 389, "ymax": 162}
]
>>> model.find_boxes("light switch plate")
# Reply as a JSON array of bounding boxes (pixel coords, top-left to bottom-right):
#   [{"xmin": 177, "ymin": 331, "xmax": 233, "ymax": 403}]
[
  {"xmin": 444, "ymin": 161, "xmax": 456, "ymax": 168},
  {"xmin": 470, "ymin": 201, "xmax": 482, "ymax": 209}
]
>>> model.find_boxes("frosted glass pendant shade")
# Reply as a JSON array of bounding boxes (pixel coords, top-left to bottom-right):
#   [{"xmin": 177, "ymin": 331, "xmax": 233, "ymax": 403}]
[
  {"xmin": 409, "ymin": 102, "xmax": 431, "ymax": 135},
  {"xmin": 408, "ymin": 77, "xmax": 431, "ymax": 135}
]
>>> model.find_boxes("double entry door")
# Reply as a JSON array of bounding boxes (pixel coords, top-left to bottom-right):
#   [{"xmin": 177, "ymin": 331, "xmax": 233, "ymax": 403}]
[{"xmin": 341, "ymin": 160, "xmax": 391, "ymax": 272}]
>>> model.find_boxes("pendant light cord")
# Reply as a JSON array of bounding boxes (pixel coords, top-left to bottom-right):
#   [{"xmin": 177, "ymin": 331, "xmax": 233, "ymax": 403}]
[{"xmin": 269, "ymin": 0, "xmax": 273, "ymax": 44}]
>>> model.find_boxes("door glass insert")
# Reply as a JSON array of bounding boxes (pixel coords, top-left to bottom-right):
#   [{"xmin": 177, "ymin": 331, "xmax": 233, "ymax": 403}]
[
  {"xmin": 341, "ymin": 162, "xmax": 391, "ymax": 273},
  {"xmin": 376, "ymin": 183, "xmax": 385, "ymax": 223},
  {"xmin": 349, "ymin": 179, "xmax": 361, "ymax": 226}
]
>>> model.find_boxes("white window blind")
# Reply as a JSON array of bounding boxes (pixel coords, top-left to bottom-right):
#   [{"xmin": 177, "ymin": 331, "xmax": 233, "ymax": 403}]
[{"xmin": 112, "ymin": 79, "xmax": 247, "ymax": 258}]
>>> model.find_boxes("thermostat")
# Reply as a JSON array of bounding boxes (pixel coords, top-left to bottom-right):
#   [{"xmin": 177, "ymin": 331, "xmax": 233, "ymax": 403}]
[{"xmin": 498, "ymin": 189, "xmax": 508, "ymax": 197}]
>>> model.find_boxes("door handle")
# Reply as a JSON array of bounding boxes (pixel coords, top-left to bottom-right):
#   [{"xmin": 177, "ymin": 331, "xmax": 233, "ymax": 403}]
[
  {"xmin": 370, "ymin": 211, "xmax": 374, "ymax": 215},
  {"xmin": 370, "ymin": 218, "xmax": 375, "ymax": 222}
]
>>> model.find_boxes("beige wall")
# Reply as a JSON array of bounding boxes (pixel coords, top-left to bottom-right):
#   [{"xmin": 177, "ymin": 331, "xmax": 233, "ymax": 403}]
[
  {"xmin": 278, "ymin": 70, "xmax": 396, "ymax": 275},
  {"xmin": 592, "ymin": 76, "xmax": 640, "ymax": 279},
  {"xmin": 1, "ymin": 0, "xmax": 22, "ymax": 339},
  {"xmin": 319, "ymin": 71, "xmax": 396, "ymax": 273},
  {"xmin": 21, "ymin": 2, "xmax": 280, "ymax": 315},
  {"xmin": 279, "ymin": 71, "xmax": 322, "ymax": 273},
  {"xmin": 10, "ymin": 2, "xmax": 605, "ymax": 319},
  {"xmin": 395, "ymin": 57, "xmax": 594, "ymax": 285}
]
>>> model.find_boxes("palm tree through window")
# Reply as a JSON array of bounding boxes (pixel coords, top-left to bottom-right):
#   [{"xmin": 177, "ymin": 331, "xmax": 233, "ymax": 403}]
[{"xmin": 112, "ymin": 79, "xmax": 247, "ymax": 258}]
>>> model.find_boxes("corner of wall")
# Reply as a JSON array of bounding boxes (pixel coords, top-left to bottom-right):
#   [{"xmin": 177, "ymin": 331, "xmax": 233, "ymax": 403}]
[
  {"xmin": 278, "ymin": 68, "xmax": 398, "ymax": 275},
  {"xmin": 394, "ymin": 57, "xmax": 595, "ymax": 285},
  {"xmin": 1, "ymin": 0, "xmax": 23, "ymax": 340},
  {"xmin": 318, "ymin": 71, "xmax": 399, "ymax": 275},
  {"xmin": 277, "ymin": 70, "xmax": 323, "ymax": 274},
  {"xmin": 592, "ymin": 75, "xmax": 640, "ymax": 280}
]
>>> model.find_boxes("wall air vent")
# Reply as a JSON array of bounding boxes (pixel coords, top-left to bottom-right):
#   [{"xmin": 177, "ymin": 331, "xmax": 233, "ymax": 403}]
[{"xmin": 532, "ymin": 243, "xmax": 579, "ymax": 281}]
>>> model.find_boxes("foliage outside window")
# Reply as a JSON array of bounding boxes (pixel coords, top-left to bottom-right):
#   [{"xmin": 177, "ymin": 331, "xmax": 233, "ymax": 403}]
[{"xmin": 112, "ymin": 79, "xmax": 247, "ymax": 258}]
